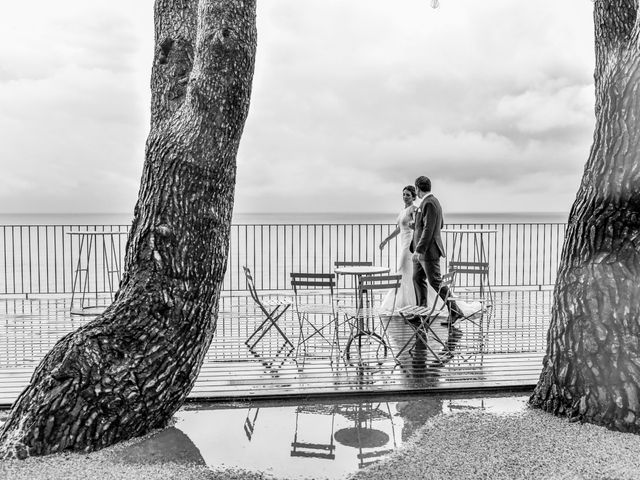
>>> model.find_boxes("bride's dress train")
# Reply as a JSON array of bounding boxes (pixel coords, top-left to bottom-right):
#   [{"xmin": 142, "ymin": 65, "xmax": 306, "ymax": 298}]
[{"xmin": 379, "ymin": 206, "xmax": 481, "ymax": 318}]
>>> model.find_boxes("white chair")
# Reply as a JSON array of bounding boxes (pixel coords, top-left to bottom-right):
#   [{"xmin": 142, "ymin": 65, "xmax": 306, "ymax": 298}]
[
  {"xmin": 290, "ymin": 272, "xmax": 339, "ymax": 356},
  {"xmin": 243, "ymin": 266, "xmax": 293, "ymax": 351}
]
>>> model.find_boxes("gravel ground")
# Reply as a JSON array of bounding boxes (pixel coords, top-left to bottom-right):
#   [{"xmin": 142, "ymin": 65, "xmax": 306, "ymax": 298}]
[
  {"xmin": 3, "ymin": 405, "xmax": 640, "ymax": 480},
  {"xmin": 349, "ymin": 407, "xmax": 640, "ymax": 480},
  {"xmin": 0, "ymin": 429, "xmax": 275, "ymax": 480}
]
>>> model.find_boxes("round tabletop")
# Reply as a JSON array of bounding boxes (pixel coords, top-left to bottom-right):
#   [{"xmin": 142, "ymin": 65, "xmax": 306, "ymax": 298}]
[{"xmin": 334, "ymin": 265, "xmax": 390, "ymax": 275}]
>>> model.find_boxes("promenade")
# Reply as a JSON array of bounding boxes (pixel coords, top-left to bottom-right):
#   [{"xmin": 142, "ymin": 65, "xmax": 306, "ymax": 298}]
[{"xmin": 0, "ymin": 289, "xmax": 551, "ymax": 407}]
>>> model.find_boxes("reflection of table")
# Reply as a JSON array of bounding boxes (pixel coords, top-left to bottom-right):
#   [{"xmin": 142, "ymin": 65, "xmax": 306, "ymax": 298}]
[
  {"xmin": 334, "ymin": 403, "xmax": 396, "ymax": 468},
  {"xmin": 67, "ymin": 231, "xmax": 128, "ymax": 315},
  {"xmin": 334, "ymin": 266, "xmax": 390, "ymax": 308}
]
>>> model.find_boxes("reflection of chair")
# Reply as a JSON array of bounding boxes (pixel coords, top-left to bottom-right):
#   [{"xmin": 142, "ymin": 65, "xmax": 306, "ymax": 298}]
[
  {"xmin": 247, "ymin": 340, "xmax": 294, "ymax": 376},
  {"xmin": 343, "ymin": 274, "xmax": 401, "ymax": 360},
  {"xmin": 397, "ymin": 272, "xmax": 455, "ymax": 363},
  {"xmin": 290, "ymin": 405, "xmax": 337, "ymax": 460},
  {"xmin": 243, "ymin": 266, "xmax": 293, "ymax": 350},
  {"xmin": 448, "ymin": 261, "xmax": 493, "ymax": 342},
  {"xmin": 290, "ymin": 272, "xmax": 338, "ymax": 355},
  {"xmin": 244, "ymin": 408, "xmax": 260, "ymax": 440}
]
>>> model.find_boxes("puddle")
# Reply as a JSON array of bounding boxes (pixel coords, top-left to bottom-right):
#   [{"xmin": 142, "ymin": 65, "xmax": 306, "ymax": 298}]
[
  {"xmin": 173, "ymin": 393, "xmax": 529, "ymax": 479},
  {"xmin": 0, "ymin": 393, "xmax": 529, "ymax": 479}
]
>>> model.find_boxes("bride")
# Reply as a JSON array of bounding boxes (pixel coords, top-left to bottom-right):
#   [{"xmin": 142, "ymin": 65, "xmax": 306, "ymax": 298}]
[{"xmin": 378, "ymin": 185, "xmax": 441, "ymax": 312}]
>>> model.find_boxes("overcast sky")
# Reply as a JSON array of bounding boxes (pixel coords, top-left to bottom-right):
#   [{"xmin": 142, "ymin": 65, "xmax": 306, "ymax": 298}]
[{"xmin": 0, "ymin": 0, "xmax": 595, "ymax": 216}]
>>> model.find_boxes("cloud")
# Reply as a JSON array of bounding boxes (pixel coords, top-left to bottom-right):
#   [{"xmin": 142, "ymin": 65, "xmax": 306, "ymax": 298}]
[
  {"xmin": 1, "ymin": 0, "xmax": 596, "ymax": 216},
  {"xmin": 235, "ymin": 0, "xmax": 595, "ymax": 215},
  {"xmin": 0, "ymin": 0, "xmax": 151, "ymax": 214}
]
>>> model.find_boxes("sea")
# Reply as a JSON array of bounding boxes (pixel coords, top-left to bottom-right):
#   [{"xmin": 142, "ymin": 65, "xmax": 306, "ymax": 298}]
[{"xmin": 0, "ymin": 211, "xmax": 569, "ymax": 226}]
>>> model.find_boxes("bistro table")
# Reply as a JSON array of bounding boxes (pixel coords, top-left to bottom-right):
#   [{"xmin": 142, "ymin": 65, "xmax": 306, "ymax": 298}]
[
  {"xmin": 67, "ymin": 231, "xmax": 128, "ymax": 315},
  {"xmin": 333, "ymin": 265, "xmax": 390, "ymax": 309},
  {"xmin": 334, "ymin": 265, "xmax": 392, "ymax": 360},
  {"xmin": 442, "ymin": 227, "xmax": 496, "ymax": 303}
]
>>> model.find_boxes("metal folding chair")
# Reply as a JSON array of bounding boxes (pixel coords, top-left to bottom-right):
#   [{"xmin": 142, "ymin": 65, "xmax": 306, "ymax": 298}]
[
  {"xmin": 448, "ymin": 261, "xmax": 493, "ymax": 342},
  {"xmin": 397, "ymin": 272, "xmax": 456, "ymax": 363},
  {"xmin": 243, "ymin": 266, "xmax": 293, "ymax": 351},
  {"xmin": 342, "ymin": 274, "xmax": 402, "ymax": 361},
  {"xmin": 448, "ymin": 260, "xmax": 492, "ymax": 304},
  {"xmin": 290, "ymin": 272, "xmax": 339, "ymax": 356}
]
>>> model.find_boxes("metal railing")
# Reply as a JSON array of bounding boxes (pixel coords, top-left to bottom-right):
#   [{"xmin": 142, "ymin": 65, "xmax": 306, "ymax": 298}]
[{"xmin": 0, "ymin": 222, "xmax": 567, "ymax": 297}]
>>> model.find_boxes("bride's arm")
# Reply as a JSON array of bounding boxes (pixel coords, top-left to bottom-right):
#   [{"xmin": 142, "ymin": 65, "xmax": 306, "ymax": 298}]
[{"xmin": 379, "ymin": 226, "xmax": 400, "ymax": 250}]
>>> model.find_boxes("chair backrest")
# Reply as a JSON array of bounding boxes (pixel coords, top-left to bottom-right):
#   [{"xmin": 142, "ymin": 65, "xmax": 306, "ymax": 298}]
[
  {"xmin": 290, "ymin": 272, "xmax": 336, "ymax": 295},
  {"xmin": 448, "ymin": 260, "xmax": 490, "ymax": 295},
  {"xmin": 448, "ymin": 261, "xmax": 489, "ymax": 275},
  {"xmin": 334, "ymin": 260, "xmax": 373, "ymax": 268},
  {"xmin": 243, "ymin": 266, "xmax": 276, "ymax": 318},
  {"xmin": 243, "ymin": 266, "xmax": 260, "ymax": 302},
  {"xmin": 439, "ymin": 271, "xmax": 456, "ymax": 294},
  {"xmin": 357, "ymin": 274, "xmax": 402, "ymax": 294},
  {"xmin": 357, "ymin": 274, "xmax": 402, "ymax": 311}
]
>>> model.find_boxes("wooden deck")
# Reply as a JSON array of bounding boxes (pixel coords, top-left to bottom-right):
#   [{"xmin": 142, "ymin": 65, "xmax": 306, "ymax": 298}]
[{"xmin": 0, "ymin": 290, "xmax": 551, "ymax": 407}]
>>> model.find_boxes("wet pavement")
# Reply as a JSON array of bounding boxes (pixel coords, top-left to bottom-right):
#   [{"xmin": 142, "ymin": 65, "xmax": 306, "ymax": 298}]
[{"xmin": 1, "ymin": 295, "xmax": 550, "ymax": 406}]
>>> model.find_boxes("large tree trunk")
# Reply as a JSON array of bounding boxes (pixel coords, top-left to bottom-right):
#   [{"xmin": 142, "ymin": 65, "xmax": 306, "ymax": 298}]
[
  {"xmin": 530, "ymin": 0, "xmax": 640, "ymax": 432},
  {"xmin": 0, "ymin": 0, "xmax": 256, "ymax": 458}
]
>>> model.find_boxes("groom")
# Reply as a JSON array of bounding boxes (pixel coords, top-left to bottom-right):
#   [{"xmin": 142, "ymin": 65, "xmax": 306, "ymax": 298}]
[{"xmin": 410, "ymin": 176, "xmax": 462, "ymax": 325}]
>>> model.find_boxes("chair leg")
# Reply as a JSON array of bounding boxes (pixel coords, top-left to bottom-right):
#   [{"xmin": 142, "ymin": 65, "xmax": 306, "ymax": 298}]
[
  {"xmin": 395, "ymin": 312, "xmax": 421, "ymax": 359},
  {"xmin": 246, "ymin": 304, "xmax": 292, "ymax": 350},
  {"xmin": 296, "ymin": 312, "xmax": 341, "ymax": 357},
  {"xmin": 396, "ymin": 312, "xmax": 452, "ymax": 364}
]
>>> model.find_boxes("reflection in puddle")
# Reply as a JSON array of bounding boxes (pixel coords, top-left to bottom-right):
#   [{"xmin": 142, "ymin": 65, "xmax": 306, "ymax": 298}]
[
  {"xmin": 443, "ymin": 396, "xmax": 529, "ymax": 416},
  {"xmin": 0, "ymin": 394, "xmax": 528, "ymax": 478},
  {"xmin": 173, "ymin": 393, "xmax": 528, "ymax": 479}
]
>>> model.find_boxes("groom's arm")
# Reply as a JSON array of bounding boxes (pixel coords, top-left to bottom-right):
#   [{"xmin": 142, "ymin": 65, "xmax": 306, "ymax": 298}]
[{"xmin": 415, "ymin": 201, "xmax": 437, "ymax": 254}]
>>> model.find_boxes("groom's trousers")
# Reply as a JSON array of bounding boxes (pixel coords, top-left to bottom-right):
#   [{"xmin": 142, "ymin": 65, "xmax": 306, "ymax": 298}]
[{"xmin": 412, "ymin": 255, "xmax": 462, "ymax": 317}]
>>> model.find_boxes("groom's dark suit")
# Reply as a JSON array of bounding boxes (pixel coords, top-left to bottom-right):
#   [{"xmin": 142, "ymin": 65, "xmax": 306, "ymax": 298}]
[{"xmin": 410, "ymin": 193, "xmax": 461, "ymax": 320}]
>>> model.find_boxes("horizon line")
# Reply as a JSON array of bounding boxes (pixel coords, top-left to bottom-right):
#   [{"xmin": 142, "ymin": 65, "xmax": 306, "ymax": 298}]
[{"xmin": 0, "ymin": 210, "xmax": 571, "ymax": 216}]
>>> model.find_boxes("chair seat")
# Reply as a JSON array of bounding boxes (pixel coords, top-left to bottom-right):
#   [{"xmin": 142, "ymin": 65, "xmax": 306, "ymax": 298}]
[
  {"xmin": 449, "ymin": 294, "xmax": 489, "ymax": 303},
  {"xmin": 341, "ymin": 306, "xmax": 394, "ymax": 318},
  {"xmin": 262, "ymin": 297, "xmax": 293, "ymax": 306},
  {"xmin": 296, "ymin": 303, "xmax": 336, "ymax": 315},
  {"xmin": 398, "ymin": 305, "xmax": 434, "ymax": 316},
  {"xmin": 298, "ymin": 289, "xmax": 334, "ymax": 296}
]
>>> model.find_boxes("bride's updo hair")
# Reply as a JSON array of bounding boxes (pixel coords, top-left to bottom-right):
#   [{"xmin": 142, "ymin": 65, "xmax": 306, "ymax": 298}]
[{"xmin": 403, "ymin": 185, "xmax": 417, "ymax": 199}]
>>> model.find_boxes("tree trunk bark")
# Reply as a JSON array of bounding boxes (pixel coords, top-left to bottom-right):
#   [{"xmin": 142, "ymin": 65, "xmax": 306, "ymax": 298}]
[
  {"xmin": 0, "ymin": 0, "xmax": 256, "ymax": 458},
  {"xmin": 530, "ymin": 0, "xmax": 640, "ymax": 432}
]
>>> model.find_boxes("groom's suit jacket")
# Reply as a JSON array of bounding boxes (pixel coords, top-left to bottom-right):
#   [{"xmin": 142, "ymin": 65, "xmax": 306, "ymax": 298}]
[{"xmin": 410, "ymin": 193, "xmax": 446, "ymax": 260}]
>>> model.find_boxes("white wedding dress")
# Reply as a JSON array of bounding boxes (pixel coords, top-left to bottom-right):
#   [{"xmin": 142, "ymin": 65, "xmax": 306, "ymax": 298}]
[{"xmin": 380, "ymin": 205, "xmax": 440, "ymax": 312}]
